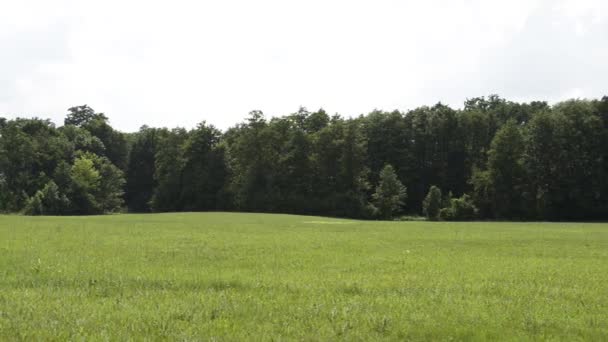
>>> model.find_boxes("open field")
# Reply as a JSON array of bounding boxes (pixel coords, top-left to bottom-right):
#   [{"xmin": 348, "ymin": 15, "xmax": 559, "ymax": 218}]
[{"xmin": 1, "ymin": 213, "xmax": 607, "ymax": 340}]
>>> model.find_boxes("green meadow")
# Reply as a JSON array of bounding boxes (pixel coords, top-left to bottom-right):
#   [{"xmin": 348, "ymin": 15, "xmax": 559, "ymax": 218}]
[{"xmin": 0, "ymin": 213, "xmax": 607, "ymax": 340}]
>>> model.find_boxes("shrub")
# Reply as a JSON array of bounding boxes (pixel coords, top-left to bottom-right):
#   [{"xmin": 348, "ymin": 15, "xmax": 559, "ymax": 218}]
[
  {"xmin": 439, "ymin": 194, "xmax": 478, "ymax": 221},
  {"xmin": 422, "ymin": 185, "xmax": 442, "ymax": 221},
  {"xmin": 24, "ymin": 181, "xmax": 70, "ymax": 215}
]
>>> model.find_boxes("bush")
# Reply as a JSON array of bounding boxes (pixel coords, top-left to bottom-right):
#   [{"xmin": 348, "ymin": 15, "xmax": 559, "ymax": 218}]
[
  {"xmin": 439, "ymin": 194, "xmax": 478, "ymax": 221},
  {"xmin": 24, "ymin": 192, "xmax": 44, "ymax": 215},
  {"xmin": 422, "ymin": 185, "xmax": 442, "ymax": 221},
  {"xmin": 23, "ymin": 181, "xmax": 70, "ymax": 215}
]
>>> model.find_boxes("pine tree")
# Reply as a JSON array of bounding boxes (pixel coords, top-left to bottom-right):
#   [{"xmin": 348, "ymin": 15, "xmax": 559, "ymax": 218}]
[{"xmin": 372, "ymin": 164, "xmax": 407, "ymax": 219}]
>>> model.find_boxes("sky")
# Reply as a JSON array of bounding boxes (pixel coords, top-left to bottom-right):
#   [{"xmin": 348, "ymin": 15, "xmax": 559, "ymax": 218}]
[{"xmin": 1, "ymin": 0, "xmax": 607, "ymax": 132}]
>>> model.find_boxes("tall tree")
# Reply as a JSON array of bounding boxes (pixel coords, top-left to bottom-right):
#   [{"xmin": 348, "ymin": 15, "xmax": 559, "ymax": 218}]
[
  {"xmin": 3, "ymin": 96, "xmax": 608, "ymax": 221},
  {"xmin": 126, "ymin": 127, "xmax": 160, "ymax": 212},
  {"xmin": 180, "ymin": 122, "xmax": 228, "ymax": 211},
  {"xmin": 549, "ymin": 100, "xmax": 605, "ymax": 219},
  {"xmin": 486, "ymin": 119, "xmax": 526, "ymax": 218},
  {"xmin": 65, "ymin": 105, "xmax": 128, "ymax": 171},
  {"xmin": 150, "ymin": 128, "xmax": 188, "ymax": 212},
  {"xmin": 523, "ymin": 110, "xmax": 561, "ymax": 219}
]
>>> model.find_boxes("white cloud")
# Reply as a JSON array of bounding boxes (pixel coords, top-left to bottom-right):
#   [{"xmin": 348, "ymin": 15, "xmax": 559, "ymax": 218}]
[{"xmin": 0, "ymin": 0, "xmax": 606, "ymax": 131}]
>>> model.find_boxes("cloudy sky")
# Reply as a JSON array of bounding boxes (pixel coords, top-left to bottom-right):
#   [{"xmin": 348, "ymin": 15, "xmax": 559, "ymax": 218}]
[{"xmin": 1, "ymin": 0, "xmax": 607, "ymax": 131}]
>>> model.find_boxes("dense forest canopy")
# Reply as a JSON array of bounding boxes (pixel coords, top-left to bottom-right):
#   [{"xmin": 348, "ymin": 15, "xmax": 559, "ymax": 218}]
[{"xmin": 1, "ymin": 95, "xmax": 607, "ymax": 220}]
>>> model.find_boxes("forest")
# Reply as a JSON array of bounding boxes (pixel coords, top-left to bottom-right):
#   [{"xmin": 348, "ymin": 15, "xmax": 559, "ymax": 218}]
[{"xmin": 1, "ymin": 95, "xmax": 607, "ymax": 221}]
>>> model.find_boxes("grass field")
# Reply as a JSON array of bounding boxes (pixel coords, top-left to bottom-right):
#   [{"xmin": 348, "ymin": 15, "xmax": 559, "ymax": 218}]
[{"xmin": 1, "ymin": 213, "xmax": 607, "ymax": 340}]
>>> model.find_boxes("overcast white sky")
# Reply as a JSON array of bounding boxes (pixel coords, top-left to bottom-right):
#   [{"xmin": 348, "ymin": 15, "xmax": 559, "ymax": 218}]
[{"xmin": 1, "ymin": 0, "xmax": 607, "ymax": 131}]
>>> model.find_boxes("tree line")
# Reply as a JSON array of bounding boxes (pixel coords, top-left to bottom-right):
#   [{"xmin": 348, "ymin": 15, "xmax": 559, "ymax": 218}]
[{"xmin": 1, "ymin": 95, "xmax": 607, "ymax": 220}]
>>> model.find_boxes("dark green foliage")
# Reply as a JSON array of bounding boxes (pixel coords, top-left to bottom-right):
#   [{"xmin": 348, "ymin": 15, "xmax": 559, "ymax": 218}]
[
  {"xmin": 0, "ymin": 110, "xmax": 125, "ymax": 215},
  {"xmin": 439, "ymin": 194, "xmax": 478, "ymax": 221},
  {"xmin": 422, "ymin": 185, "xmax": 442, "ymax": 221},
  {"xmin": 85, "ymin": 119, "xmax": 129, "ymax": 171},
  {"xmin": 65, "ymin": 105, "xmax": 128, "ymax": 170},
  {"xmin": 279, "ymin": 127, "xmax": 313, "ymax": 211},
  {"xmin": 145, "ymin": 123, "xmax": 228, "ymax": 213},
  {"xmin": 336, "ymin": 121, "xmax": 371, "ymax": 217},
  {"xmin": 64, "ymin": 105, "xmax": 108, "ymax": 127},
  {"xmin": 0, "ymin": 118, "xmax": 71, "ymax": 211},
  {"xmin": 179, "ymin": 123, "xmax": 228, "ymax": 211},
  {"xmin": 2, "ymin": 96, "xmax": 608, "ymax": 220},
  {"xmin": 304, "ymin": 108, "xmax": 330, "ymax": 133},
  {"xmin": 125, "ymin": 127, "xmax": 159, "ymax": 212},
  {"xmin": 486, "ymin": 120, "xmax": 526, "ymax": 218},
  {"xmin": 23, "ymin": 181, "xmax": 70, "ymax": 215},
  {"xmin": 91, "ymin": 153, "xmax": 126, "ymax": 213},
  {"xmin": 0, "ymin": 173, "xmax": 8, "ymax": 212},
  {"xmin": 150, "ymin": 128, "xmax": 188, "ymax": 212},
  {"xmin": 523, "ymin": 110, "xmax": 561, "ymax": 219},
  {"xmin": 225, "ymin": 111, "xmax": 274, "ymax": 212},
  {"xmin": 362, "ymin": 110, "xmax": 411, "ymax": 187},
  {"xmin": 58, "ymin": 125, "xmax": 105, "ymax": 156},
  {"xmin": 470, "ymin": 168, "xmax": 493, "ymax": 218}
]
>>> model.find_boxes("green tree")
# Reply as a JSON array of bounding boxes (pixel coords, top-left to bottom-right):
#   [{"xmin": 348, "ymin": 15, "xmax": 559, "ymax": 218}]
[
  {"xmin": 65, "ymin": 152, "xmax": 125, "ymax": 214},
  {"xmin": 180, "ymin": 122, "xmax": 228, "ymax": 211},
  {"xmin": 83, "ymin": 118, "xmax": 129, "ymax": 171},
  {"xmin": 225, "ymin": 111, "xmax": 272, "ymax": 211},
  {"xmin": 550, "ymin": 100, "xmax": 605, "ymax": 219},
  {"xmin": 71, "ymin": 156, "xmax": 100, "ymax": 191},
  {"xmin": 422, "ymin": 185, "xmax": 442, "ymax": 221},
  {"xmin": 362, "ymin": 110, "xmax": 412, "ymax": 191},
  {"xmin": 150, "ymin": 128, "xmax": 188, "ymax": 212},
  {"xmin": 486, "ymin": 119, "xmax": 525, "ymax": 218},
  {"xmin": 279, "ymin": 127, "xmax": 313, "ymax": 212},
  {"xmin": 372, "ymin": 164, "xmax": 407, "ymax": 219},
  {"xmin": 91, "ymin": 153, "xmax": 126, "ymax": 213},
  {"xmin": 404, "ymin": 104, "xmax": 466, "ymax": 213},
  {"xmin": 59, "ymin": 125, "xmax": 105, "ymax": 156},
  {"xmin": 0, "ymin": 118, "xmax": 71, "ymax": 211},
  {"xmin": 64, "ymin": 105, "xmax": 128, "ymax": 170},
  {"xmin": 304, "ymin": 108, "xmax": 330, "ymax": 133},
  {"xmin": 470, "ymin": 168, "xmax": 493, "ymax": 218},
  {"xmin": 523, "ymin": 110, "xmax": 561, "ymax": 219},
  {"xmin": 64, "ymin": 105, "xmax": 108, "ymax": 127},
  {"xmin": 3, "ymin": 95, "xmax": 608, "ymax": 221},
  {"xmin": 69, "ymin": 155, "xmax": 101, "ymax": 214},
  {"xmin": 337, "ymin": 120, "xmax": 371, "ymax": 217},
  {"xmin": 126, "ymin": 127, "xmax": 159, "ymax": 212},
  {"xmin": 23, "ymin": 181, "xmax": 70, "ymax": 215}
]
